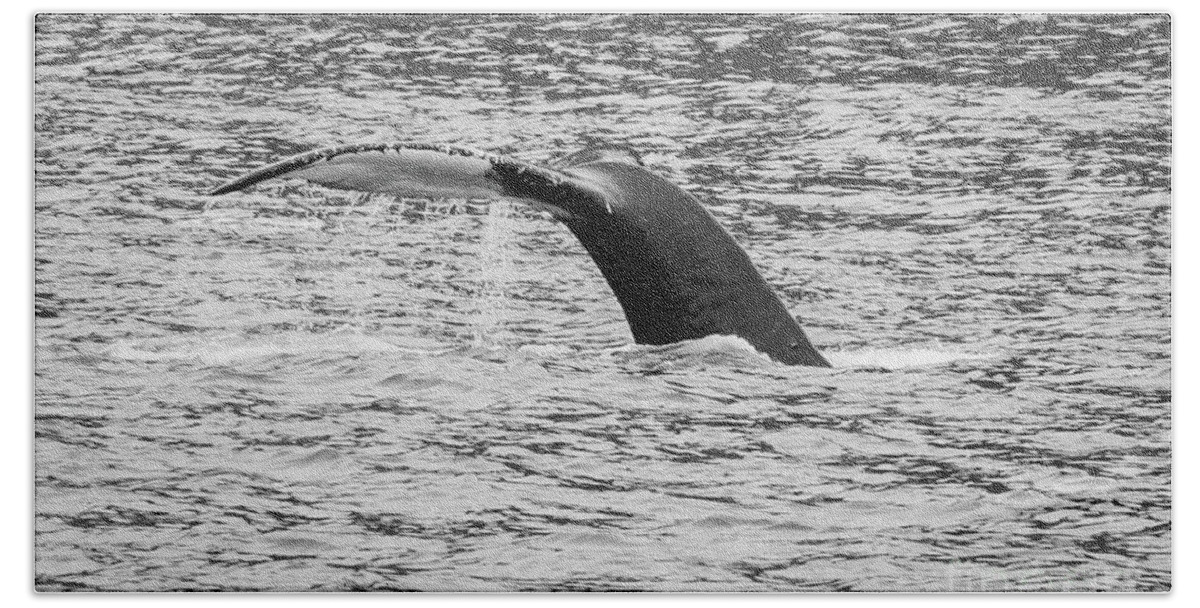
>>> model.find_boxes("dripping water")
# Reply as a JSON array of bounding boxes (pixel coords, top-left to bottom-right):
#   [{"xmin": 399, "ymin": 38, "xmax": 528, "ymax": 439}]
[{"xmin": 473, "ymin": 200, "xmax": 515, "ymax": 349}]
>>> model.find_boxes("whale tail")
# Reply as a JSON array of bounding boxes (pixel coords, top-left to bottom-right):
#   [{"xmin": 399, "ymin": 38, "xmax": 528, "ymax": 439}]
[{"xmin": 209, "ymin": 142, "xmax": 831, "ymax": 367}]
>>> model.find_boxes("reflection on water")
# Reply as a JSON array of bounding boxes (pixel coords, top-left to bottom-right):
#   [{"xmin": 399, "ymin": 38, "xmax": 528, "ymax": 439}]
[{"xmin": 35, "ymin": 14, "xmax": 1168, "ymax": 591}]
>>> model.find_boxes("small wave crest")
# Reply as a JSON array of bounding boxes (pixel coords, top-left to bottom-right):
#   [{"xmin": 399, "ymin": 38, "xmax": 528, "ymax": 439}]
[
  {"xmin": 614, "ymin": 334, "xmax": 776, "ymax": 370},
  {"xmin": 616, "ymin": 337, "xmax": 990, "ymax": 372},
  {"xmin": 103, "ymin": 331, "xmax": 443, "ymax": 368}
]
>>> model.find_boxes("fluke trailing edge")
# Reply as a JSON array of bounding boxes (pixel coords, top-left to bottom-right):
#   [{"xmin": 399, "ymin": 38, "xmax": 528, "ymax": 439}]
[{"xmin": 209, "ymin": 143, "xmax": 831, "ymax": 367}]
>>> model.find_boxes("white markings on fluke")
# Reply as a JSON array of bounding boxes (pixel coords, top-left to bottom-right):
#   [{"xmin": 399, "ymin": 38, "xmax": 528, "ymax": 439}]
[{"xmin": 209, "ymin": 141, "xmax": 617, "ymax": 215}]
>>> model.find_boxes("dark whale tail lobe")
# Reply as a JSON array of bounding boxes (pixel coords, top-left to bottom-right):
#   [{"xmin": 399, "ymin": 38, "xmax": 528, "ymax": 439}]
[{"xmin": 209, "ymin": 143, "xmax": 831, "ymax": 367}]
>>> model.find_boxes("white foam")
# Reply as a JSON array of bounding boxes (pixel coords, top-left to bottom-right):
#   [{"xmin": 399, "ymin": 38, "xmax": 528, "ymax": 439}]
[{"xmin": 827, "ymin": 347, "xmax": 990, "ymax": 370}]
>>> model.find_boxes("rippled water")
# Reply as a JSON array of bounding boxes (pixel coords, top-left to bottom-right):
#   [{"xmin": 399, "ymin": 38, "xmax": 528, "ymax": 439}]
[{"xmin": 34, "ymin": 13, "xmax": 1170, "ymax": 592}]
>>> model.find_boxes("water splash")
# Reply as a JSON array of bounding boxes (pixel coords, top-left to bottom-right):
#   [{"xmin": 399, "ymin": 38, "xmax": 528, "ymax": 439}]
[{"xmin": 473, "ymin": 200, "xmax": 515, "ymax": 349}]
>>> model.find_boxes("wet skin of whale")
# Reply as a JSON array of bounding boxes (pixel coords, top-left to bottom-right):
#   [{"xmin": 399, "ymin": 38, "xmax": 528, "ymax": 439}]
[{"xmin": 210, "ymin": 143, "xmax": 831, "ymax": 367}]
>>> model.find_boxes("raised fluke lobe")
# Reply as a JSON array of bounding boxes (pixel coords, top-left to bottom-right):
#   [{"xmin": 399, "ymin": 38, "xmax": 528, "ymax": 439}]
[
  {"xmin": 209, "ymin": 143, "xmax": 498, "ymax": 195},
  {"xmin": 209, "ymin": 142, "xmax": 830, "ymax": 367}
]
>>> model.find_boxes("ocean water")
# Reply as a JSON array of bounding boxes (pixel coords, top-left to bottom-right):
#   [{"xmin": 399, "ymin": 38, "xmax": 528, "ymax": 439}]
[{"xmin": 34, "ymin": 13, "xmax": 1170, "ymax": 591}]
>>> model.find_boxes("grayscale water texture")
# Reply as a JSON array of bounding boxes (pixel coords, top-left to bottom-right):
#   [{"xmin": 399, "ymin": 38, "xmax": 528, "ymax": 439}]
[{"xmin": 34, "ymin": 14, "xmax": 1170, "ymax": 591}]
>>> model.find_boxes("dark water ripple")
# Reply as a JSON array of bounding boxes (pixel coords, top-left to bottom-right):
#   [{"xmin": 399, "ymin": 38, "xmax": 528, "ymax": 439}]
[{"xmin": 35, "ymin": 13, "xmax": 1168, "ymax": 592}]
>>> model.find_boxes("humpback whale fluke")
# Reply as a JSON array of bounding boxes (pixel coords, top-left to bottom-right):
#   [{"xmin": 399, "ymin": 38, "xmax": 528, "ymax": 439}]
[{"xmin": 209, "ymin": 142, "xmax": 831, "ymax": 367}]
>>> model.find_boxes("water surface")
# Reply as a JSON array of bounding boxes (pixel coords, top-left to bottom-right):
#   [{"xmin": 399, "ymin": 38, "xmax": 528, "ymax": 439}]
[{"xmin": 34, "ymin": 13, "xmax": 1170, "ymax": 591}]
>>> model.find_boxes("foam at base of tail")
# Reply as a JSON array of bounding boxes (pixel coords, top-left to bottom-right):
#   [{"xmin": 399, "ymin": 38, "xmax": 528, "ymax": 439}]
[{"xmin": 827, "ymin": 348, "xmax": 989, "ymax": 370}]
